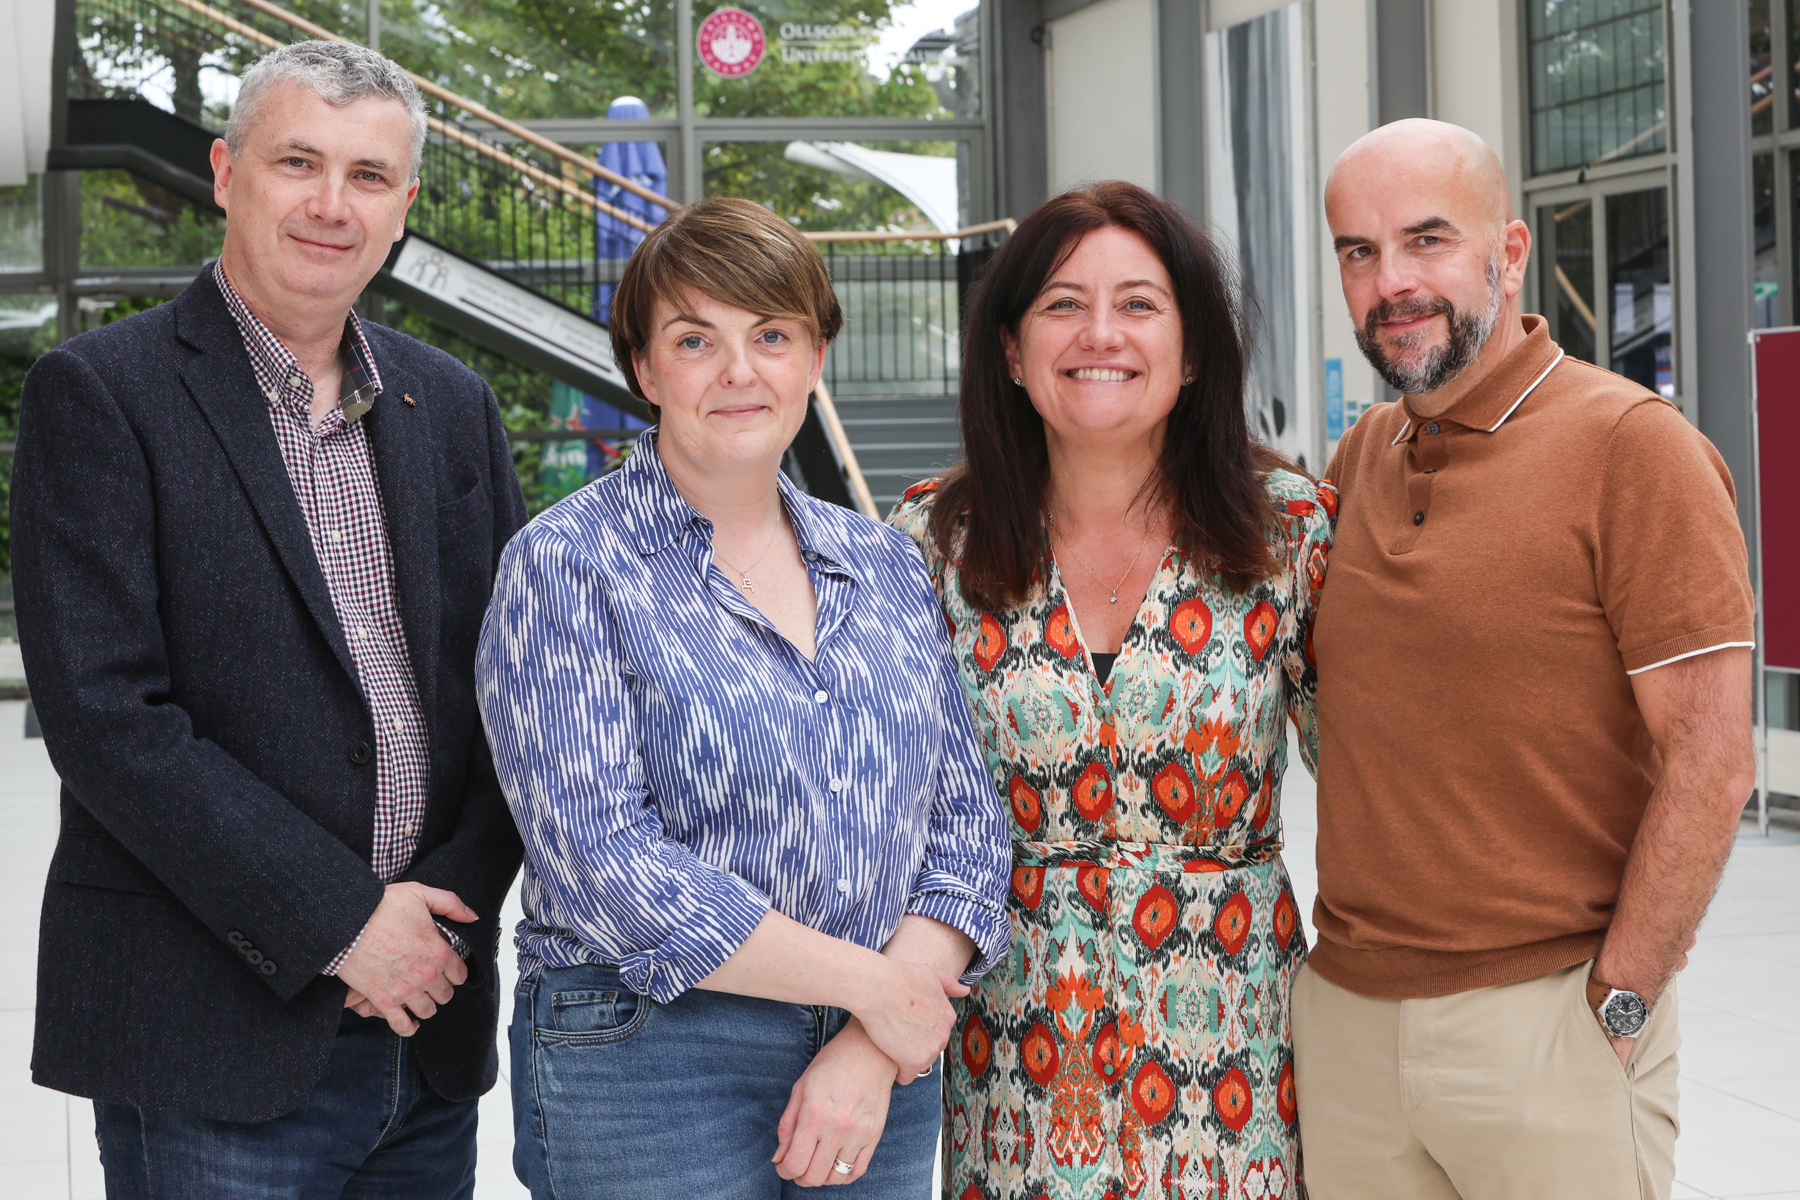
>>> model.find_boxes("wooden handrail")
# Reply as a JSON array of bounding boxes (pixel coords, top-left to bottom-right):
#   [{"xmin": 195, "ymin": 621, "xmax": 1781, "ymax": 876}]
[
  {"xmin": 164, "ymin": 0, "xmax": 671, "ymax": 211},
  {"xmin": 804, "ymin": 218, "xmax": 1017, "ymax": 244},
  {"xmin": 810, "ymin": 380, "xmax": 879, "ymax": 519}
]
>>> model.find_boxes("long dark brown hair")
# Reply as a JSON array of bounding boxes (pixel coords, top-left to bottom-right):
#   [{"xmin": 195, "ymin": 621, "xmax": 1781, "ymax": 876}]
[{"xmin": 930, "ymin": 181, "xmax": 1292, "ymax": 611}]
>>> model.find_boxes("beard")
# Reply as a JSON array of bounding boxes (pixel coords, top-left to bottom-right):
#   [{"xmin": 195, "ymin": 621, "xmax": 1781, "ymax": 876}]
[{"xmin": 1354, "ymin": 257, "xmax": 1505, "ymax": 396}]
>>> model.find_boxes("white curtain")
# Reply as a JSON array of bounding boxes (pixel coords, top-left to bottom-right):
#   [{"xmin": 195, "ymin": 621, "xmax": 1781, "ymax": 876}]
[
  {"xmin": 0, "ymin": 0, "xmax": 55, "ymax": 186},
  {"xmin": 1205, "ymin": 2, "xmax": 1316, "ymax": 471}
]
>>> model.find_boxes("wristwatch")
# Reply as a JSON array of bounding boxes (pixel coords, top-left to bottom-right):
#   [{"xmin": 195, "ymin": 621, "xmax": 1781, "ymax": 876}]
[{"xmin": 1586, "ymin": 976, "xmax": 1650, "ymax": 1038}]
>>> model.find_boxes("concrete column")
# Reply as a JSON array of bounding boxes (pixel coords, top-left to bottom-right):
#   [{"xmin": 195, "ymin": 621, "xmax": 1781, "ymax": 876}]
[{"xmin": 1685, "ymin": 0, "xmax": 1756, "ymax": 570}]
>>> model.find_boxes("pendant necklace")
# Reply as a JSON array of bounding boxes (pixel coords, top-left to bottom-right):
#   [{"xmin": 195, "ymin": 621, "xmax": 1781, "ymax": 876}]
[
  {"xmin": 1049, "ymin": 513, "xmax": 1157, "ymax": 604},
  {"xmin": 714, "ymin": 522, "xmax": 782, "ymax": 594}
]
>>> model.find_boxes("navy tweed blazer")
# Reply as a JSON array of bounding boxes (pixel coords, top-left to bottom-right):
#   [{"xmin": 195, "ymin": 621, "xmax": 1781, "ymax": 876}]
[{"xmin": 10, "ymin": 267, "xmax": 527, "ymax": 1122}]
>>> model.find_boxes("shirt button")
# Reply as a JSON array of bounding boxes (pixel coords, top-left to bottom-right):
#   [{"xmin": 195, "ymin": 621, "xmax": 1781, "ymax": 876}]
[
  {"xmin": 813, "ymin": 690, "xmax": 828, "ymax": 704},
  {"xmin": 328, "ymin": 530, "xmax": 343, "ymax": 544},
  {"xmin": 1425, "ymin": 422, "xmax": 1440, "ymax": 435},
  {"xmin": 1413, "ymin": 511, "xmax": 1425, "ymax": 526},
  {"xmin": 391, "ymin": 716, "xmax": 404, "ymax": 732},
  {"xmin": 836, "ymin": 879, "xmax": 851, "ymax": 895},
  {"xmin": 829, "ymin": 778, "xmax": 843, "ymax": 793},
  {"xmin": 288, "ymin": 373, "xmax": 303, "ymax": 386},
  {"xmin": 352, "ymin": 626, "xmax": 365, "ymax": 639},
  {"xmin": 403, "ymin": 821, "xmax": 417, "ymax": 835}
]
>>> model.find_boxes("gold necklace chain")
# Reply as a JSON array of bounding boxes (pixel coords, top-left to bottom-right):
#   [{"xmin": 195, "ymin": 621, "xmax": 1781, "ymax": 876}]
[
  {"xmin": 713, "ymin": 522, "xmax": 782, "ymax": 594},
  {"xmin": 1049, "ymin": 513, "xmax": 1158, "ymax": 604}
]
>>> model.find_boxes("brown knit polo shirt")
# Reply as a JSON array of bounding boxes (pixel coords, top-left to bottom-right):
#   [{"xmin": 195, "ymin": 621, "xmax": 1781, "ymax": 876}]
[{"xmin": 1309, "ymin": 315, "xmax": 1755, "ymax": 999}]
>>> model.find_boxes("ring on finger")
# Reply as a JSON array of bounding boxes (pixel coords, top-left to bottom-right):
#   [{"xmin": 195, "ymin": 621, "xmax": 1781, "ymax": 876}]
[{"xmin": 832, "ymin": 1157, "xmax": 854, "ymax": 1176}]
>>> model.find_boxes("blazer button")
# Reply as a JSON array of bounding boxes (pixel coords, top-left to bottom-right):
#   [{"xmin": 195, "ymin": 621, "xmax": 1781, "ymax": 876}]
[
  {"xmin": 260, "ymin": 960, "xmax": 278, "ymax": 977},
  {"xmin": 348, "ymin": 741, "xmax": 373, "ymax": 765}
]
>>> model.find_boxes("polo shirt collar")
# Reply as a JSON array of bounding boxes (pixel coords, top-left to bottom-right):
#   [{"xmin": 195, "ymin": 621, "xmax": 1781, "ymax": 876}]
[
  {"xmin": 1394, "ymin": 314, "xmax": 1564, "ymax": 444},
  {"xmin": 620, "ymin": 431, "xmax": 860, "ymax": 581}
]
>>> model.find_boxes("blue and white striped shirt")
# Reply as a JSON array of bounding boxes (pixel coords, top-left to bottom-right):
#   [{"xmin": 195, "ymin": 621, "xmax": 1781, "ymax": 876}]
[{"xmin": 476, "ymin": 434, "xmax": 1012, "ymax": 1003}]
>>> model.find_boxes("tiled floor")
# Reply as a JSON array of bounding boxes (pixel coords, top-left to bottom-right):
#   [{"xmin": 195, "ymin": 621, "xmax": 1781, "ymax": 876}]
[{"xmin": 2, "ymin": 705, "xmax": 1796, "ymax": 1198}]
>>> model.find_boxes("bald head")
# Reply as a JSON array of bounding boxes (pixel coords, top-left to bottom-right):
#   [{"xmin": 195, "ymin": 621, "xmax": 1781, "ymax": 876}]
[
  {"xmin": 1327, "ymin": 119, "xmax": 1511, "ymax": 228},
  {"xmin": 1325, "ymin": 120, "xmax": 1531, "ymax": 407}
]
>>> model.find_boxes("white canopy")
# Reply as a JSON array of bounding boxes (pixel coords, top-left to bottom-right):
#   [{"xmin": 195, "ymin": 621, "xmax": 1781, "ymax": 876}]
[
  {"xmin": 0, "ymin": 0, "xmax": 55, "ymax": 186},
  {"xmin": 783, "ymin": 140, "xmax": 959, "ymax": 234}
]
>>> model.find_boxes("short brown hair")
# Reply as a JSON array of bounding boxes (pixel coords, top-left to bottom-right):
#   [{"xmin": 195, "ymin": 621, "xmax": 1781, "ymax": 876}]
[{"xmin": 609, "ymin": 197, "xmax": 844, "ymax": 401}]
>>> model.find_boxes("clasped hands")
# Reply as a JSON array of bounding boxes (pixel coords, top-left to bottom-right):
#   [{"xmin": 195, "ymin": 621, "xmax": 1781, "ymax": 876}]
[
  {"xmin": 773, "ymin": 957, "xmax": 968, "ymax": 1188},
  {"xmin": 338, "ymin": 881, "xmax": 476, "ymax": 1037}
]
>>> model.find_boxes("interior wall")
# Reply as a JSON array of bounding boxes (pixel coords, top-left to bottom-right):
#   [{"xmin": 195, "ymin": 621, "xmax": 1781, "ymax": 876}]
[
  {"xmin": 1431, "ymin": 0, "xmax": 1513, "ymax": 173},
  {"xmin": 1046, "ymin": 0, "xmax": 1159, "ymax": 192},
  {"xmin": 1314, "ymin": 0, "xmax": 1377, "ymax": 460}
]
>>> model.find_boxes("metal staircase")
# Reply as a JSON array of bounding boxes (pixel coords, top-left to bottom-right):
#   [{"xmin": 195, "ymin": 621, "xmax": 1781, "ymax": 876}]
[{"xmin": 52, "ymin": 0, "xmax": 1007, "ymax": 515}]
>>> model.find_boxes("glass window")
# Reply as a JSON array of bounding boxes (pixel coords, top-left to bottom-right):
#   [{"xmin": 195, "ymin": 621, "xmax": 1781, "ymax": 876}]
[
  {"xmin": 80, "ymin": 170, "xmax": 224, "ymax": 270},
  {"xmin": 1606, "ymin": 187, "xmax": 1673, "ymax": 397},
  {"xmin": 0, "ymin": 177, "xmax": 43, "ymax": 274},
  {"xmin": 1527, "ymin": 0, "xmax": 1666, "ymax": 175},
  {"xmin": 693, "ymin": 3, "xmax": 979, "ymax": 120},
  {"xmin": 376, "ymin": 0, "xmax": 679, "ymax": 120},
  {"xmin": 1756, "ymin": 153, "xmax": 1779, "ymax": 327},
  {"xmin": 1753, "ymin": 0, "xmax": 1775, "ymax": 137},
  {"xmin": 1539, "ymin": 199, "xmax": 1597, "ymax": 365},
  {"xmin": 703, "ymin": 138, "xmax": 965, "ymax": 232}
]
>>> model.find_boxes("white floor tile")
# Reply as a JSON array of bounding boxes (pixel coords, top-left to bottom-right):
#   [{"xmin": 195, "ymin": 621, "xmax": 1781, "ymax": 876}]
[{"xmin": 1673, "ymin": 1080, "xmax": 1800, "ymax": 1198}]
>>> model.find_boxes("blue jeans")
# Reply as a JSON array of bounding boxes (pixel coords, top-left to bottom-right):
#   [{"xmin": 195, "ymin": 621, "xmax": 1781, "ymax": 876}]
[
  {"xmin": 94, "ymin": 1013, "xmax": 478, "ymax": 1199},
  {"xmin": 510, "ymin": 962, "xmax": 942, "ymax": 1199}
]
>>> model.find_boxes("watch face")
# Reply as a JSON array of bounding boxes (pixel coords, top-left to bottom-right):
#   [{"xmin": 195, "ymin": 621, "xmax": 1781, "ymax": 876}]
[{"xmin": 1602, "ymin": 991, "xmax": 1649, "ymax": 1037}]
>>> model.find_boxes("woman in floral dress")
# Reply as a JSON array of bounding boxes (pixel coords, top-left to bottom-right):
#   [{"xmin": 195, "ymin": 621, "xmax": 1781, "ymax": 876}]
[{"xmin": 889, "ymin": 182, "xmax": 1333, "ymax": 1200}]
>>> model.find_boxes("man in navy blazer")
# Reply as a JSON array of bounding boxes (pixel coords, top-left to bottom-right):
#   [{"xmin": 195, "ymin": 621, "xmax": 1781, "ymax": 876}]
[{"xmin": 11, "ymin": 40, "xmax": 526, "ymax": 1196}]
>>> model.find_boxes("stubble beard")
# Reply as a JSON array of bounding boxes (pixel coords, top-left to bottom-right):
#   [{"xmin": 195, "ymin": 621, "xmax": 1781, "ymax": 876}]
[{"xmin": 1354, "ymin": 257, "xmax": 1505, "ymax": 396}]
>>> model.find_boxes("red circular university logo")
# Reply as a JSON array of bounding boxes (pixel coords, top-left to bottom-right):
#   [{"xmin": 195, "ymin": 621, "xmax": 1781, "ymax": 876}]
[{"xmin": 697, "ymin": 8, "xmax": 766, "ymax": 78}]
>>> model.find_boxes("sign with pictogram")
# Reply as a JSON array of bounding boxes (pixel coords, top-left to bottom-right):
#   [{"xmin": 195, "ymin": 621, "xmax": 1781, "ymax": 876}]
[{"xmin": 698, "ymin": 8, "xmax": 766, "ymax": 78}]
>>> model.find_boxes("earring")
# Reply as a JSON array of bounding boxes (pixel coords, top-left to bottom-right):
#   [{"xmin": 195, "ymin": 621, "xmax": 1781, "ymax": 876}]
[
  {"xmin": 1183, "ymin": 375, "xmax": 1194, "ymax": 385},
  {"xmin": 1012, "ymin": 377, "xmax": 1022, "ymax": 386}
]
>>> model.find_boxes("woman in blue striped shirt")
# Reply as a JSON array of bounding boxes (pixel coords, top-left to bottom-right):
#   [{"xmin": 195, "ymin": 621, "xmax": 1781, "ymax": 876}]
[{"xmin": 476, "ymin": 198, "xmax": 1011, "ymax": 1198}]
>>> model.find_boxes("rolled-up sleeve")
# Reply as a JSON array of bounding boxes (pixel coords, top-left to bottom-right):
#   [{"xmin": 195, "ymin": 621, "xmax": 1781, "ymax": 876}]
[
  {"xmin": 901, "ymin": 566, "xmax": 1013, "ymax": 983},
  {"xmin": 476, "ymin": 525, "xmax": 772, "ymax": 1002}
]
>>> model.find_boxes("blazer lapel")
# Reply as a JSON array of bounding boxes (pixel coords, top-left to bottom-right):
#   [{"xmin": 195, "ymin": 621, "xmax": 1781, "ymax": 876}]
[
  {"xmin": 173, "ymin": 275, "xmax": 360, "ymax": 689},
  {"xmin": 361, "ymin": 366, "xmax": 441, "ymax": 732}
]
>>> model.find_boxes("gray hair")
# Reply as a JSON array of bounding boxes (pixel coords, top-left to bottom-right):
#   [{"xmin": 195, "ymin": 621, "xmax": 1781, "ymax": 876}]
[{"xmin": 225, "ymin": 40, "xmax": 428, "ymax": 179}]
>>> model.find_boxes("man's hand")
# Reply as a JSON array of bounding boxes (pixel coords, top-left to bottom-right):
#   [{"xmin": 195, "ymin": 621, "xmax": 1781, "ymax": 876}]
[
  {"xmin": 1608, "ymin": 1033, "xmax": 1634, "ymax": 1070},
  {"xmin": 335, "ymin": 882, "xmax": 476, "ymax": 1036},
  {"xmin": 774, "ymin": 1019, "xmax": 899, "ymax": 1186}
]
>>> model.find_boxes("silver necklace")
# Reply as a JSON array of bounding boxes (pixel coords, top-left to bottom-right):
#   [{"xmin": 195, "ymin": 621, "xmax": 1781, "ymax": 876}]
[
  {"xmin": 1049, "ymin": 513, "xmax": 1158, "ymax": 604},
  {"xmin": 713, "ymin": 523, "xmax": 782, "ymax": 593}
]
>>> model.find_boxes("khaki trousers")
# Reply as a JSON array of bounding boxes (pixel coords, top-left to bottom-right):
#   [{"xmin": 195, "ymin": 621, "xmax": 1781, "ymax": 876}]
[{"xmin": 1291, "ymin": 961, "xmax": 1680, "ymax": 1200}]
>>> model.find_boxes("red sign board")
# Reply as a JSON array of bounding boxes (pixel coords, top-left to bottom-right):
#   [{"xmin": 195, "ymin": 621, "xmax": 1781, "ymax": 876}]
[
  {"xmin": 1754, "ymin": 327, "xmax": 1800, "ymax": 669},
  {"xmin": 698, "ymin": 8, "xmax": 766, "ymax": 78}
]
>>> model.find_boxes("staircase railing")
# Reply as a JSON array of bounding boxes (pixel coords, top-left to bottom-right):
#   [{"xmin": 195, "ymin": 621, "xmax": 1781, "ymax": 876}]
[{"xmin": 68, "ymin": 0, "xmax": 1013, "ymax": 510}]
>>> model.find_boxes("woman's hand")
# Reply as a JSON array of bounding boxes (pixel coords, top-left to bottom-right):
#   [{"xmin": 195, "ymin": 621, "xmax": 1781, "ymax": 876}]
[
  {"xmin": 851, "ymin": 958, "xmax": 968, "ymax": 1082},
  {"xmin": 773, "ymin": 1019, "xmax": 900, "ymax": 1186}
]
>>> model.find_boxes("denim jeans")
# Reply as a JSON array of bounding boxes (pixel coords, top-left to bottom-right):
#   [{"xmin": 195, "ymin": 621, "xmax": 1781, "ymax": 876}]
[
  {"xmin": 510, "ymin": 962, "xmax": 943, "ymax": 1199},
  {"xmin": 93, "ymin": 1012, "xmax": 479, "ymax": 1199}
]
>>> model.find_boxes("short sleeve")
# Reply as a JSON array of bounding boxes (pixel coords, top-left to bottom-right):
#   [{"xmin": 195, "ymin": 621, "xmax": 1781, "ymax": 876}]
[
  {"xmin": 885, "ymin": 479, "xmax": 947, "ymax": 583},
  {"xmin": 1594, "ymin": 401, "xmax": 1755, "ymax": 674}
]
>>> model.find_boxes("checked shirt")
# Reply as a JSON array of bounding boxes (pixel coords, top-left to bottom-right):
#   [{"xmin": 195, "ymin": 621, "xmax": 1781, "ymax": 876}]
[{"xmin": 215, "ymin": 261, "xmax": 438, "ymax": 971}]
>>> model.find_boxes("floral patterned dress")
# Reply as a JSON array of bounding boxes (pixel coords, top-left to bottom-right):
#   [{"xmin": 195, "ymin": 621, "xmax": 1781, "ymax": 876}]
[{"xmin": 888, "ymin": 470, "xmax": 1334, "ymax": 1200}]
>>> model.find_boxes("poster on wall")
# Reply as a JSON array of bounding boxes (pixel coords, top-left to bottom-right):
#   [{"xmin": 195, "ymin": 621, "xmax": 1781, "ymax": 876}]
[{"xmin": 1204, "ymin": 1, "xmax": 1318, "ymax": 472}]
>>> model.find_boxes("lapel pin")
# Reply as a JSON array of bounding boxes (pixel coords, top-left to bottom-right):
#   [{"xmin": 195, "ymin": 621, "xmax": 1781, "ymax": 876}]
[{"xmin": 403, "ymin": 393, "xmax": 417, "ymax": 406}]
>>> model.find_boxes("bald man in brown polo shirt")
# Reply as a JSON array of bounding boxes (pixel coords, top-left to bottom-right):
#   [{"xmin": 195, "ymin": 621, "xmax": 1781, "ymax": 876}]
[{"xmin": 1293, "ymin": 119, "xmax": 1756, "ymax": 1200}]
